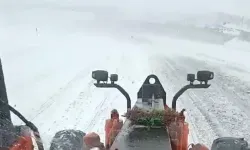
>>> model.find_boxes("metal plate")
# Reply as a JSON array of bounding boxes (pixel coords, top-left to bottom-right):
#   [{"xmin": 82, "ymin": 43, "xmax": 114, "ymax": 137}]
[{"xmin": 110, "ymin": 123, "xmax": 172, "ymax": 150}]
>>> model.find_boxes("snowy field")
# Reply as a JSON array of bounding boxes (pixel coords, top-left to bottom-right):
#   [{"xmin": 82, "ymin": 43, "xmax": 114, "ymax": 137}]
[{"xmin": 1, "ymin": 0, "xmax": 250, "ymax": 149}]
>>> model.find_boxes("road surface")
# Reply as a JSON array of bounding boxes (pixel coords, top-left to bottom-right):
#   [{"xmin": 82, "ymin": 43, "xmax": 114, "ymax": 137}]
[{"xmin": 1, "ymin": 0, "xmax": 250, "ymax": 149}]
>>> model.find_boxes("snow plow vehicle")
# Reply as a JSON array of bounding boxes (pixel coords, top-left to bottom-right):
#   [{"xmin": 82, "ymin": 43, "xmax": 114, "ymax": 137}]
[{"xmin": 0, "ymin": 58, "xmax": 249, "ymax": 150}]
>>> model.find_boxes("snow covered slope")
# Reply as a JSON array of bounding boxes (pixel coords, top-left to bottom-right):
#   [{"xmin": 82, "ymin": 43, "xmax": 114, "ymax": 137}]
[{"xmin": 1, "ymin": 0, "xmax": 250, "ymax": 149}]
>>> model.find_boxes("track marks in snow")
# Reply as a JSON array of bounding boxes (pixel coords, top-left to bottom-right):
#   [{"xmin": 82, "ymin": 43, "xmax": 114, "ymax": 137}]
[
  {"xmin": 166, "ymin": 58, "xmax": 225, "ymax": 136},
  {"xmin": 151, "ymin": 54, "xmax": 250, "ymax": 146},
  {"xmin": 31, "ymin": 68, "xmax": 92, "ymax": 121},
  {"xmin": 176, "ymin": 56, "xmax": 250, "ymax": 142},
  {"xmin": 149, "ymin": 55, "xmax": 221, "ymax": 146},
  {"xmin": 84, "ymin": 94, "xmax": 116, "ymax": 132}
]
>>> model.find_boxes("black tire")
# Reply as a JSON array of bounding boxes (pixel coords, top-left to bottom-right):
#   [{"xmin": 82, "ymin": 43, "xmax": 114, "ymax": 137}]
[{"xmin": 49, "ymin": 129, "xmax": 86, "ymax": 150}]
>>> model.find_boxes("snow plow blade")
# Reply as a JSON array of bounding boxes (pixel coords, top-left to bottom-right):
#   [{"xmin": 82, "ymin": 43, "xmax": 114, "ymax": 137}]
[{"xmin": 110, "ymin": 124, "xmax": 172, "ymax": 150}]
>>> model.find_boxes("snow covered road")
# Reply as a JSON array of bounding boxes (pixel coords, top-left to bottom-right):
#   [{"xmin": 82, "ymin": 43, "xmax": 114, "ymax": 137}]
[
  {"xmin": 149, "ymin": 53, "xmax": 250, "ymax": 147},
  {"xmin": 2, "ymin": 32, "xmax": 250, "ymax": 149},
  {"xmin": 1, "ymin": 0, "xmax": 250, "ymax": 149},
  {"xmin": 1, "ymin": 33, "xmax": 152, "ymax": 148}
]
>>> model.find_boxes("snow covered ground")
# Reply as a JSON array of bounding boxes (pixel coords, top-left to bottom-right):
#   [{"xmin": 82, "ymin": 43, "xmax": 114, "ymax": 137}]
[{"xmin": 1, "ymin": 0, "xmax": 250, "ymax": 149}]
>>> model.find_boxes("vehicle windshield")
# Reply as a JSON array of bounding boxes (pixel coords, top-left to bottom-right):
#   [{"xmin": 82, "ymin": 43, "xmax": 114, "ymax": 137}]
[{"xmin": 1, "ymin": 0, "xmax": 250, "ymax": 149}]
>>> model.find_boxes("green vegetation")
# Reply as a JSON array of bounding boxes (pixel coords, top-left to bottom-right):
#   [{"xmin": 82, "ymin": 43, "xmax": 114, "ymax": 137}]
[{"xmin": 125, "ymin": 107, "xmax": 184, "ymax": 127}]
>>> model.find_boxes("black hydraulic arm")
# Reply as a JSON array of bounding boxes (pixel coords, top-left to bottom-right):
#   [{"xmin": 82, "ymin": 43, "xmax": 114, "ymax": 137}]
[
  {"xmin": 94, "ymin": 83, "xmax": 131, "ymax": 111},
  {"xmin": 0, "ymin": 100, "xmax": 38, "ymax": 132},
  {"xmin": 0, "ymin": 58, "xmax": 43, "ymax": 149},
  {"xmin": 172, "ymin": 84, "xmax": 210, "ymax": 110},
  {"xmin": 0, "ymin": 58, "xmax": 38, "ymax": 132}
]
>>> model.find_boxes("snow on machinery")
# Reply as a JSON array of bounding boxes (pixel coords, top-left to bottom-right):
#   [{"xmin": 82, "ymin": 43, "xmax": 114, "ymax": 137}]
[
  {"xmin": 91, "ymin": 70, "xmax": 250, "ymax": 150},
  {"xmin": 0, "ymin": 56, "xmax": 249, "ymax": 150}
]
